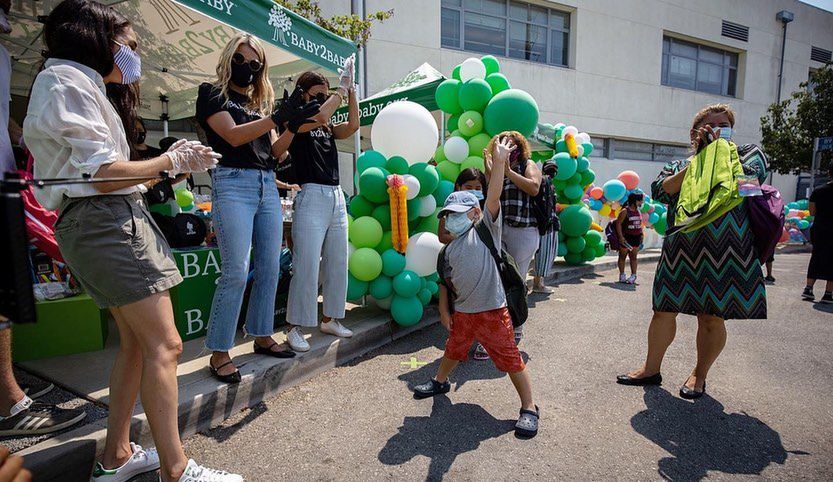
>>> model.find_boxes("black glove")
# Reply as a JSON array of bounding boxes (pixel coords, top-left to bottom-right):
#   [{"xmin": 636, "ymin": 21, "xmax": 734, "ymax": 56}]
[
  {"xmin": 286, "ymin": 100, "xmax": 321, "ymax": 133},
  {"xmin": 271, "ymin": 86, "xmax": 306, "ymax": 126}
]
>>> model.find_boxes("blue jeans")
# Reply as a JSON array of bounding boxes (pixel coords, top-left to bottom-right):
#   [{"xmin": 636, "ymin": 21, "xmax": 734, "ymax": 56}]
[
  {"xmin": 287, "ymin": 184, "xmax": 348, "ymax": 327},
  {"xmin": 206, "ymin": 167, "xmax": 282, "ymax": 351}
]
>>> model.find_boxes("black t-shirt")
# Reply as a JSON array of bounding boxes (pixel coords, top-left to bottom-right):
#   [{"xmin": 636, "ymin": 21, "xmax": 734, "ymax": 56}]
[
  {"xmin": 137, "ymin": 145, "xmax": 162, "ymax": 160},
  {"xmin": 810, "ymin": 182, "xmax": 833, "ymax": 232},
  {"xmin": 195, "ymin": 82, "xmax": 275, "ymax": 170},
  {"xmin": 281, "ymin": 123, "xmax": 339, "ymax": 186}
]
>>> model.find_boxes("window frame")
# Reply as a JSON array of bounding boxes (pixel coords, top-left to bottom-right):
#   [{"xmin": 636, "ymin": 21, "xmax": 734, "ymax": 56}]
[
  {"xmin": 441, "ymin": 0, "xmax": 571, "ymax": 68},
  {"xmin": 608, "ymin": 139, "xmax": 690, "ymax": 163},
  {"xmin": 661, "ymin": 36, "xmax": 739, "ymax": 97}
]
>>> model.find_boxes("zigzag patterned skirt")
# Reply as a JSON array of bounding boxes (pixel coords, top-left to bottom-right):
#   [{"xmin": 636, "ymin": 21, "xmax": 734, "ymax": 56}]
[{"xmin": 653, "ymin": 202, "xmax": 767, "ymax": 319}]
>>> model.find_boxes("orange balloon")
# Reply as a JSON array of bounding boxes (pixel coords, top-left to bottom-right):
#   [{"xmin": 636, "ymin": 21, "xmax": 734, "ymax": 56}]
[{"xmin": 589, "ymin": 187, "xmax": 604, "ymax": 200}]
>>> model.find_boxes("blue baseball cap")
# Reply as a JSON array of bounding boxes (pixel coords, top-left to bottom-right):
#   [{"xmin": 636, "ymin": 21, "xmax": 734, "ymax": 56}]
[{"xmin": 438, "ymin": 190, "xmax": 479, "ymax": 218}]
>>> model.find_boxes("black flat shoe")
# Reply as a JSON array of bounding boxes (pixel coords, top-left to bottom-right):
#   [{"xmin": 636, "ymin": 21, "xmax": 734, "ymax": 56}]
[
  {"xmin": 209, "ymin": 359, "xmax": 241, "ymax": 384},
  {"xmin": 253, "ymin": 341, "xmax": 296, "ymax": 358},
  {"xmin": 616, "ymin": 372, "xmax": 662, "ymax": 386},
  {"xmin": 679, "ymin": 380, "xmax": 706, "ymax": 399},
  {"xmin": 413, "ymin": 379, "xmax": 451, "ymax": 399}
]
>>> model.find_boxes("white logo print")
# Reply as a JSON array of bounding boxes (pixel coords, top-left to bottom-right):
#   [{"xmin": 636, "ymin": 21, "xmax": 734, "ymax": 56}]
[{"xmin": 268, "ymin": 5, "xmax": 292, "ymax": 46}]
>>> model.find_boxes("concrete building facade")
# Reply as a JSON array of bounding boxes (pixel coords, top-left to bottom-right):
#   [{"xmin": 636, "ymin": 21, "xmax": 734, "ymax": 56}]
[{"xmin": 322, "ymin": 0, "xmax": 833, "ymax": 200}]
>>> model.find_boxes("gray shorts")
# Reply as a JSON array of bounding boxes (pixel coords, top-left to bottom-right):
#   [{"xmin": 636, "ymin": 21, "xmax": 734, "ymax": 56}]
[{"xmin": 54, "ymin": 193, "xmax": 183, "ymax": 308}]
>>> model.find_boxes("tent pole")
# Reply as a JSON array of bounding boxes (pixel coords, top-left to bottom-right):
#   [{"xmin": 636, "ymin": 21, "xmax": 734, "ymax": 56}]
[{"xmin": 440, "ymin": 114, "xmax": 445, "ymax": 145}]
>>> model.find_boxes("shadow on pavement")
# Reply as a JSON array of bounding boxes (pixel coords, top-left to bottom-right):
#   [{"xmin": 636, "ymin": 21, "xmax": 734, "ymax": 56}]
[
  {"xmin": 378, "ymin": 395, "xmax": 515, "ymax": 481},
  {"xmin": 631, "ymin": 387, "xmax": 789, "ymax": 481},
  {"xmin": 598, "ymin": 281, "xmax": 637, "ymax": 292},
  {"xmin": 812, "ymin": 303, "xmax": 833, "ymax": 314},
  {"xmin": 398, "ymin": 350, "xmax": 530, "ymax": 393}
]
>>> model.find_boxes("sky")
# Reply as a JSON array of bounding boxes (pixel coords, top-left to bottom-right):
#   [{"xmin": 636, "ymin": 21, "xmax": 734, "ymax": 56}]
[{"xmin": 799, "ymin": 0, "xmax": 833, "ymax": 12}]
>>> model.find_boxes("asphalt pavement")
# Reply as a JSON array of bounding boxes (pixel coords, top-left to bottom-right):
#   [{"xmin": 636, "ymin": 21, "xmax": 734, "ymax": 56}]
[{"xmin": 174, "ymin": 252, "xmax": 832, "ymax": 481}]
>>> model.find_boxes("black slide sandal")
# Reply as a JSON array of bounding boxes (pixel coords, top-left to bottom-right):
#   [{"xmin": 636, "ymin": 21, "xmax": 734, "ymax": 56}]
[
  {"xmin": 515, "ymin": 405, "xmax": 540, "ymax": 438},
  {"xmin": 253, "ymin": 341, "xmax": 296, "ymax": 359},
  {"xmin": 209, "ymin": 359, "xmax": 242, "ymax": 384}
]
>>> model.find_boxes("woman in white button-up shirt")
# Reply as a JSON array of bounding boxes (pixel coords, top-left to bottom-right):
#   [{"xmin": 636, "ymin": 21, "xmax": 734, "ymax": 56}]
[{"xmin": 24, "ymin": 1, "xmax": 240, "ymax": 481}]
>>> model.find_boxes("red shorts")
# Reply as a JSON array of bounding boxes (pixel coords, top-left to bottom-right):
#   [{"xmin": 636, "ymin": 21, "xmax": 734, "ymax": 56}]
[{"xmin": 444, "ymin": 307, "xmax": 525, "ymax": 373}]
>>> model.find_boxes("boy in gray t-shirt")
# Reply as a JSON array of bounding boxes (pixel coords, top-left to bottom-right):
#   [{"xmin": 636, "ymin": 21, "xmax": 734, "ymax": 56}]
[{"xmin": 412, "ymin": 135, "xmax": 540, "ymax": 438}]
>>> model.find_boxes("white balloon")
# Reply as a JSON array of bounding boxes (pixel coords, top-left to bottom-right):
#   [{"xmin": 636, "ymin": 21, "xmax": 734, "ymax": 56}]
[
  {"xmin": 371, "ymin": 101, "xmax": 439, "ymax": 165},
  {"xmin": 563, "ymin": 125, "xmax": 578, "ymax": 137},
  {"xmin": 405, "ymin": 232, "xmax": 443, "ymax": 277},
  {"xmin": 444, "ymin": 136, "xmax": 469, "ymax": 164},
  {"xmin": 372, "ymin": 295, "xmax": 393, "ymax": 310},
  {"xmin": 554, "ymin": 122, "xmax": 566, "ymax": 130},
  {"xmin": 459, "ymin": 57, "xmax": 487, "ymax": 82},
  {"xmin": 403, "ymin": 174, "xmax": 421, "ymax": 200},
  {"xmin": 418, "ymin": 195, "xmax": 437, "ymax": 217},
  {"xmin": 577, "ymin": 132, "xmax": 591, "ymax": 144},
  {"xmin": 577, "ymin": 144, "xmax": 585, "ymax": 157}
]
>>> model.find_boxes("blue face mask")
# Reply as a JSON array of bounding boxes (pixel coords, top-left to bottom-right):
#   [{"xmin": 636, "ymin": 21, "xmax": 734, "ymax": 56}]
[
  {"xmin": 469, "ymin": 190, "xmax": 484, "ymax": 200},
  {"xmin": 113, "ymin": 43, "xmax": 141, "ymax": 85},
  {"xmin": 445, "ymin": 211, "xmax": 473, "ymax": 238},
  {"xmin": 718, "ymin": 127, "xmax": 733, "ymax": 141}
]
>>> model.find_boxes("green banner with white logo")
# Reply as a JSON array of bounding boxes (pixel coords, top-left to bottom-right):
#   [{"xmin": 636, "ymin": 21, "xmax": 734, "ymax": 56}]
[
  {"xmin": 173, "ymin": 0, "xmax": 357, "ymax": 75},
  {"xmin": 332, "ymin": 63, "xmax": 445, "ymax": 126}
]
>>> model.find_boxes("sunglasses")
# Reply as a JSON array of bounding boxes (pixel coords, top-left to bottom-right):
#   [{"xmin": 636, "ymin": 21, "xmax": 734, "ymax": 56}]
[{"xmin": 232, "ymin": 52, "xmax": 263, "ymax": 73}]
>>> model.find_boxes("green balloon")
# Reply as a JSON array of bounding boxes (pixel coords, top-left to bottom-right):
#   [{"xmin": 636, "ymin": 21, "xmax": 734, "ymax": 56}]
[
  {"xmin": 553, "ymin": 179, "xmax": 567, "ymax": 192},
  {"xmin": 447, "ymin": 114, "xmax": 460, "ymax": 132},
  {"xmin": 580, "ymin": 169, "xmax": 596, "ymax": 187},
  {"xmin": 653, "ymin": 214, "xmax": 668, "ymax": 235},
  {"xmin": 556, "ymin": 140, "xmax": 569, "ymax": 154},
  {"xmin": 408, "ymin": 216, "xmax": 421, "ymax": 233},
  {"xmin": 406, "ymin": 197, "xmax": 421, "ymax": 221},
  {"xmin": 481, "ymin": 55, "xmax": 500, "ymax": 74},
  {"xmin": 557, "ymin": 231, "xmax": 565, "ymax": 242},
  {"xmin": 468, "ymin": 133, "xmax": 491, "ymax": 157},
  {"xmin": 348, "ymin": 195, "xmax": 375, "ymax": 218},
  {"xmin": 484, "ymin": 89, "xmax": 539, "ymax": 137},
  {"xmin": 568, "ymin": 172, "xmax": 583, "ymax": 185},
  {"xmin": 368, "ymin": 275, "xmax": 393, "ymax": 299},
  {"xmin": 347, "ymin": 214, "xmax": 353, "ymax": 231},
  {"xmin": 175, "ymin": 189, "xmax": 194, "ymax": 208},
  {"xmin": 557, "ymin": 241, "xmax": 568, "ymax": 257},
  {"xmin": 381, "ymin": 249, "xmax": 406, "ymax": 277},
  {"xmin": 555, "ymin": 126, "xmax": 565, "ymax": 141},
  {"xmin": 595, "ymin": 244, "xmax": 607, "ymax": 257},
  {"xmin": 409, "ymin": 163, "xmax": 440, "ymax": 197},
  {"xmin": 485, "ymin": 73, "xmax": 511, "ymax": 94},
  {"xmin": 576, "ymin": 156, "xmax": 590, "ymax": 172},
  {"xmin": 560, "ymin": 205, "xmax": 593, "ymax": 237},
  {"xmin": 426, "ymin": 280, "xmax": 439, "ymax": 295},
  {"xmin": 564, "ymin": 183, "xmax": 584, "ymax": 200},
  {"xmin": 357, "ymin": 150, "xmax": 387, "ymax": 174},
  {"xmin": 452, "ymin": 64, "xmax": 461, "ymax": 81},
  {"xmin": 433, "ymin": 180, "xmax": 455, "ymax": 205},
  {"xmin": 582, "ymin": 142, "xmax": 594, "ymax": 156},
  {"xmin": 640, "ymin": 202, "xmax": 652, "ymax": 213},
  {"xmin": 427, "ymin": 272, "xmax": 440, "ymax": 283},
  {"xmin": 584, "ymin": 230, "xmax": 603, "ymax": 247},
  {"xmin": 391, "ymin": 295, "xmax": 423, "ymax": 326},
  {"xmin": 435, "ymin": 79, "xmax": 462, "ymax": 114},
  {"xmin": 564, "ymin": 252, "xmax": 583, "ymax": 265},
  {"xmin": 386, "ymin": 155, "xmax": 409, "ymax": 175},
  {"xmin": 346, "ymin": 273, "xmax": 368, "ymax": 301},
  {"xmin": 437, "ymin": 161, "xmax": 461, "ymax": 182},
  {"xmin": 565, "ymin": 236, "xmax": 586, "ymax": 254},
  {"xmin": 349, "ymin": 248, "xmax": 383, "ymax": 282},
  {"xmin": 458, "ymin": 79, "xmax": 493, "ymax": 112},
  {"xmin": 461, "ymin": 155, "xmax": 485, "ymax": 172},
  {"xmin": 458, "ymin": 111, "xmax": 484, "ymax": 137},
  {"xmin": 393, "ymin": 270, "xmax": 421, "ymax": 297},
  {"xmin": 450, "ymin": 129, "xmax": 467, "ymax": 140},
  {"xmin": 417, "ymin": 288, "xmax": 432, "ymax": 306},
  {"xmin": 349, "ymin": 216, "xmax": 383, "ymax": 248},
  {"xmin": 372, "ymin": 204, "xmax": 392, "ymax": 231},
  {"xmin": 553, "ymin": 152, "xmax": 577, "ymax": 180},
  {"xmin": 376, "ymin": 231, "xmax": 394, "ymax": 253},
  {"xmin": 417, "ymin": 210, "xmax": 441, "ymax": 234},
  {"xmin": 434, "ymin": 146, "xmax": 447, "ymax": 164},
  {"xmin": 358, "ymin": 167, "xmax": 390, "ymax": 204},
  {"xmin": 581, "ymin": 246, "xmax": 596, "ymax": 262}
]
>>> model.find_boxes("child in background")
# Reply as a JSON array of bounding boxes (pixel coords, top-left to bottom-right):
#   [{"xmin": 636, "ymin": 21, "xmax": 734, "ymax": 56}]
[
  {"xmin": 616, "ymin": 192, "xmax": 645, "ymax": 284},
  {"xmin": 413, "ymin": 136, "xmax": 540, "ymax": 438},
  {"xmin": 438, "ymin": 168, "xmax": 488, "ymax": 244}
]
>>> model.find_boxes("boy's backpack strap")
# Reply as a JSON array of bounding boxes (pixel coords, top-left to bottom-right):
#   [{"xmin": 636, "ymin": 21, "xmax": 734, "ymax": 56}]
[{"xmin": 474, "ymin": 221, "xmax": 503, "ymax": 269}]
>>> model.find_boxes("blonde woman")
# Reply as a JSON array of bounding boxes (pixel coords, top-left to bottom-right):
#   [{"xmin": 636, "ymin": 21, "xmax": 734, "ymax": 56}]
[{"xmin": 197, "ymin": 33, "xmax": 320, "ymax": 383}]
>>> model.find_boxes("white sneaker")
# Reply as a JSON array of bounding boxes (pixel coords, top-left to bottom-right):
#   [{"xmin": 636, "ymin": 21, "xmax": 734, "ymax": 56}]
[
  {"xmin": 627, "ymin": 274, "xmax": 637, "ymax": 285},
  {"xmin": 92, "ymin": 443, "xmax": 160, "ymax": 482},
  {"xmin": 286, "ymin": 327, "xmax": 310, "ymax": 352},
  {"xmin": 175, "ymin": 459, "xmax": 243, "ymax": 482},
  {"xmin": 618, "ymin": 273, "xmax": 628, "ymax": 283},
  {"xmin": 320, "ymin": 320, "xmax": 353, "ymax": 338}
]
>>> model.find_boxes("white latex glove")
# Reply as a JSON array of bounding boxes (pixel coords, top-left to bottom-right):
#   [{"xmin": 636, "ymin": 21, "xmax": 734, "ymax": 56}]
[
  {"xmin": 166, "ymin": 140, "xmax": 221, "ymax": 175},
  {"xmin": 338, "ymin": 54, "xmax": 355, "ymax": 92}
]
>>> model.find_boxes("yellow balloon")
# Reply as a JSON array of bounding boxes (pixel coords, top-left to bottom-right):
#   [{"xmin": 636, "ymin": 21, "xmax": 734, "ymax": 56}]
[{"xmin": 599, "ymin": 204, "xmax": 611, "ymax": 217}]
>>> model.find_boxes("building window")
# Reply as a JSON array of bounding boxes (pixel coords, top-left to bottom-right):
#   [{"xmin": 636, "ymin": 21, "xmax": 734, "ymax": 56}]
[
  {"xmin": 588, "ymin": 137, "xmax": 608, "ymax": 158},
  {"xmin": 441, "ymin": 0, "xmax": 570, "ymax": 67},
  {"xmin": 611, "ymin": 139, "xmax": 689, "ymax": 162},
  {"xmin": 661, "ymin": 36, "xmax": 738, "ymax": 97}
]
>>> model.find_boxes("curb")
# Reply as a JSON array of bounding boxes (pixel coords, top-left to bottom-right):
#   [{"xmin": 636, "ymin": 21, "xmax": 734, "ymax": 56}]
[{"xmin": 18, "ymin": 253, "xmax": 644, "ymax": 480}]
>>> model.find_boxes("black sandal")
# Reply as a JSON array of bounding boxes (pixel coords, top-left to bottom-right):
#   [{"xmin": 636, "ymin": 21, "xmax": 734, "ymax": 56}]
[
  {"xmin": 515, "ymin": 405, "xmax": 540, "ymax": 438},
  {"xmin": 209, "ymin": 359, "xmax": 241, "ymax": 384},
  {"xmin": 679, "ymin": 376, "xmax": 706, "ymax": 400},
  {"xmin": 253, "ymin": 341, "xmax": 296, "ymax": 358}
]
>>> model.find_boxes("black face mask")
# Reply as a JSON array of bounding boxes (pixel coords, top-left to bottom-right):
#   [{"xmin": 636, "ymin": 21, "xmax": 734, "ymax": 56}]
[
  {"xmin": 135, "ymin": 131, "xmax": 147, "ymax": 145},
  {"xmin": 230, "ymin": 62, "xmax": 255, "ymax": 88}
]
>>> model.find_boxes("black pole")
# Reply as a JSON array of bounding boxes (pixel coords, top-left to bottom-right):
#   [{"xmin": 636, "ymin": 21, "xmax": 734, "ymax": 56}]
[{"xmin": 776, "ymin": 21, "xmax": 788, "ymax": 103}]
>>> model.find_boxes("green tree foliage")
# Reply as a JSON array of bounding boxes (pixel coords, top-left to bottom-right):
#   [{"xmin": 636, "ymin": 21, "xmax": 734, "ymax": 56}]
[
  {"xmin": 274, "ymin": 0, "xmax": 393, "ymax": 47},
  {"xmin": 760, "ymin": 63, "xmax": 833, "ymax": 174}
]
